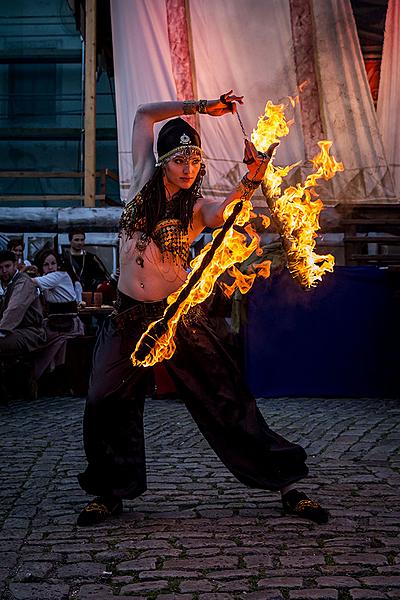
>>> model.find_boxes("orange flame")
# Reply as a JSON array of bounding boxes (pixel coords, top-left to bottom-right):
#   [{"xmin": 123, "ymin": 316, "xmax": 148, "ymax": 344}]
[{"xmin": 252, "ymin": 101, "xmax": 344, "ymax": 288}]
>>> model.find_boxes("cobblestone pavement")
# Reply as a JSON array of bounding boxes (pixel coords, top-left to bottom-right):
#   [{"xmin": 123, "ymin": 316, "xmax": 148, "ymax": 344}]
[{"xmin": 0, "ymin": 395, "xmax": 399, "ymax": 600}]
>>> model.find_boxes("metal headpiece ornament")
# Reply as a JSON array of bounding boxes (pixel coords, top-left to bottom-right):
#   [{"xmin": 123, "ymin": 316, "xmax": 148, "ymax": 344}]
[
  {"xmin": 180, "ymin": 133, "xmax": 191, "ymax": 145},
  {"xmin": 156, "ymin": 117, "xmax": 202, "ymax": 166}
]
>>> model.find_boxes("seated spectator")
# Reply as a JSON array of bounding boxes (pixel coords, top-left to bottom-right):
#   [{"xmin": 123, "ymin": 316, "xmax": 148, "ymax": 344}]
[
  {"xmin": 62, "ymin": 229, "xmax": 109, "ymax": 292},
  {"xmin": 7, "ymin": 238, "xmax": 32, "ymax": 271},
  {"xmin": 32, "ymin": 250, "xmax": 84, "ymax": 378},
  {"xmin": 0, "ymin": 250, "xmax": 46, "ymax": 355}
]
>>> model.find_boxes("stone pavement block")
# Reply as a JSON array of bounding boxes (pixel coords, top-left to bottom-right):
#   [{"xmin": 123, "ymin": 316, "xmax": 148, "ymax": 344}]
[
  {"xmin": 120, "ymin": 580, "xmax": 169, "ymax": 594},
  {"xmin": 244, "ymin": 592, "xmax": 284, "ymax": 600},
  {"xmin": 316, "ymin": 576, "xmax": 360, "ymax": 587},
  {"xmin": 243, "ymin": 553, "xmax": 275, "ymax": 569},
  {"xmin": 350, "ymin": 590, "xmax": 389, "ymax": 599},
  {"xmin": 289, "ymin": 589, "xmax": 338, "ymax": 599},
  {"xmin": 280, "ymin": 553, "xmax": 325, "ymax": 567},
  {"xmin": 9, "ymin": 583, "xmax": 70, "ymax": 599},
  {"xmin": 116, "ymin": 557, "xmax": 157, "ymax": 571},
  {"xmin": 207, "ymin": 569, "xmax": 258, "ymax": 580},
  {"xmin": 154, "ymin": 595, "xmax": 193, "ymax": 600},
  {"xmin": 180, "ymin": 579, "xmax": 214, "ymax": 592},
  {"xmin": 139, "ymin": 569, "xmax": 199, "ymax": 579},
  {"xmin": 333, "ymin": 554, "xmax": 387, "ymax": 566},
  {"xmin": 163, "ymin": 556, "xmax": 238, "ymax": 569},
  {"xmin": 360, "ymin": 576, "xmax": 400, "ymax": 587},
  {"xmin": 77, "ymin": 584, "xmax": 115, "ymax": 599},
  {"xmin": 56, "ymin": 561, "xmax": 106, "ymax": 578},
  {"xmin": 14, "ymin": 561, "xmax": 53, "ymax": 582},
  {"xmin": 258, "ymin": 577, "xmax": 303, "ymax": 588}
]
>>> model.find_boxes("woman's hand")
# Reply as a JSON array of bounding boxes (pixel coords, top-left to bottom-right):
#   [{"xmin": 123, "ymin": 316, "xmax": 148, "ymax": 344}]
[
  {"xmin": 244, "ymin": 139, "xmax": 279, "ymax": 181},
  {"xmin": 206, "ymin": 90, "xmax": 244, "ymax": 117}
]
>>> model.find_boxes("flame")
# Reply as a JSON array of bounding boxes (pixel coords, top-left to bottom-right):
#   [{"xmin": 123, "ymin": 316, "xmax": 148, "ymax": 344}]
[
  {"xmin": 131, "ymin": 99, "xmax": 344, "ymax": 367},
  {"xmin": 251, "ymin": 102, "xmax": 344, "ymax": 288}
]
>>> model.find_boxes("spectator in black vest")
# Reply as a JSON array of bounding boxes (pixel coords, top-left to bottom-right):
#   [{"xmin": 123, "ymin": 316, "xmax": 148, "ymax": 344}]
[{"xmin": 62, "ymin": 229, "xmax": 109, "ymax": 292}]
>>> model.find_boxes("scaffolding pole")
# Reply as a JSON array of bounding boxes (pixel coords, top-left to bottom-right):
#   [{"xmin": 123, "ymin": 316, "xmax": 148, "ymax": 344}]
[{"xmin": 84, "ymin": 0, "xmax": 97, "ymax": 208}]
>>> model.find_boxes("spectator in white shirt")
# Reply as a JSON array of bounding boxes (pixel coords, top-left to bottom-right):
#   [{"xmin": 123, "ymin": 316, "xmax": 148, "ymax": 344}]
[{"xmin": 32, "ymin": 250, "xmax": 84, "ymax": 379}]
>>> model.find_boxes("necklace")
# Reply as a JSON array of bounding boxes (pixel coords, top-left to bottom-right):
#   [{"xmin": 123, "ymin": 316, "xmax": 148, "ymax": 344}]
[{"xmin": 69, "ymin": 251, "xmax": 86, "ymax": 280}]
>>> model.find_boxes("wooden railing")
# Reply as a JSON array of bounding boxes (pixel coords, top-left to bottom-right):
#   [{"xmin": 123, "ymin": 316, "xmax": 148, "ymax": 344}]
[
  {"xmin": 0, "ymin": 169, "xmax": 120, "ymax": 206},
  {"xmin": 341, "ymin": 202, "xmax": 400, "ymax": 269}
]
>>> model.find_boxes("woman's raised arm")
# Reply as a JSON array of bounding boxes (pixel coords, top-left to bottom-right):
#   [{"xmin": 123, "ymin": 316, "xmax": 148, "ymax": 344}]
[{"xmin": 128, "ymin": 93, "xmax": 244, "ymax": 198}]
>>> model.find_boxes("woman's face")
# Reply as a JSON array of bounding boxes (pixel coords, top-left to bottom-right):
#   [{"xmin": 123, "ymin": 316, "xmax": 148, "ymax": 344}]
[
  {"xmin": 42, "ymin": 254, "xmax": 58, "ymax": 274},
  {"xmin": 163, "ymin": 153, "xmax": 201, "ymax": 196}
]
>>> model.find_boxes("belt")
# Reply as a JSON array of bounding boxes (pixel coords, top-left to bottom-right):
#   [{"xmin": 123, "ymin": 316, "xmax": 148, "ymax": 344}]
[{"xmin": 111, "ymin": 299, "xmax": 167, "ymax": 331}]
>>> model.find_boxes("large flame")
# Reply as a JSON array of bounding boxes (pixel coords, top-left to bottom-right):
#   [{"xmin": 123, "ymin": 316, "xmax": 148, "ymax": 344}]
[
  {"xmin": 252, "ymin": 102, "xmax": 344, "ymax": 288},
  {"xmin": 131, "ymin": 99, "xmax": 344, "ymax": 367}
]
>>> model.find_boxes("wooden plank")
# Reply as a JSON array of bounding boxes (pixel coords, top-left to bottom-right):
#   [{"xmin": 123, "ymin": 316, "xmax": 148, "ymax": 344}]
[
  {"xmin": 0, "ymin": 194, "xmax": 106, "ymax": 202},
  {"xmin": 344, "ymin": 236, "xmax": 400, "ymax": 243},
  {"xmin": 351, "ymin": 255, "xmax": 400, "ymax": 262},
  {"xmin": 342, "ymin": 219, "xmax": 400, "ymax": 226},
  {"xmin": 0, "ymin": 170, "xmax": 118, "ymax": 179},
  {"xmin": 0, "ymin": 207, "xmax": 122, "ymax": 232},
  {"xmin": 0, "ymin": 171, "xmax": 83, "ymax": 178}
]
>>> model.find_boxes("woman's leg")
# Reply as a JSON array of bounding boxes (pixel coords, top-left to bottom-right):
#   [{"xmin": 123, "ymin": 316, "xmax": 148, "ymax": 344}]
[
  {"xmin": 167, "ymin": 308, "xmax": 308, "ymax": 492},
  {"xmin": 78, "ymin": 317, "xmax": 150, "ymax": 501}
]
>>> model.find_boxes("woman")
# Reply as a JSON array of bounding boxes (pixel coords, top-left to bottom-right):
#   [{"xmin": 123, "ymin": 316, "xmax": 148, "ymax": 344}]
[
  {"xmin": 77, "ymin": 92, "xmax": 328, "ymax": 526},
  {"xmin": 33, "ymin": 250, "xmax": 83, "ymax": 379}
]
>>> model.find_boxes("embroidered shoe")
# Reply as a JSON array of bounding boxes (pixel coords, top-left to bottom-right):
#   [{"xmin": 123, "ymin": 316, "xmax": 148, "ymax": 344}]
[
  {"xmin": 282, "ymin": 489, "xmax": 329, "ymax": 524},
  {"xmin": 77, "ymin": 496, "xmax": 123, "ymax": 527}
]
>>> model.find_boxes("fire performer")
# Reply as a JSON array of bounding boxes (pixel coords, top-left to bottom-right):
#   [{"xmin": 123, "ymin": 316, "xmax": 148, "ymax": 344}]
[{"xmin": 77, "ymin": 92, "xmax": 328, "ymax": 526}]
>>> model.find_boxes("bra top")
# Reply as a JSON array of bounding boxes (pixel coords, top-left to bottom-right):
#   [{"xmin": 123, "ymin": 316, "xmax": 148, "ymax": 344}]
[
  {"xmin": 152, "ymin": 218, "xmax": 190, "ymax": 265},
  {"xmin": 120, "ymin": 193, "xmax": 190, "ymax": 265}
]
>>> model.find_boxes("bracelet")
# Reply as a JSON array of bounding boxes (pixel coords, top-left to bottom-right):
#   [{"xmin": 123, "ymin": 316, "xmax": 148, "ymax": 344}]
[
  {"xmin": 240, "ymin": 174, "xmax": 263, "ymax": 191},
  {"xmin": 198, "ymin": 99, "xmax": 208, "ymax": 114},
  {"xmin": 183, "ymin": 100, "xmax": 197, "ymax": 115}
]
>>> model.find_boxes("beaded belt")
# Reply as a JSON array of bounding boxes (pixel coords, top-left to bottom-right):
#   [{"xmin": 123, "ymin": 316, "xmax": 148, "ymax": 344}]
[{"xmin": 111, "ymin": 299, "xmax": 167, "ymax": 331}]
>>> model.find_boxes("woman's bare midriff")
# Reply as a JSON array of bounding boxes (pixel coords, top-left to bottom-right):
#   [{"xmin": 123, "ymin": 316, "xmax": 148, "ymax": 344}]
[{"xmin": 118, "ymin": 232, "xmax": 189, "ymax": 302}]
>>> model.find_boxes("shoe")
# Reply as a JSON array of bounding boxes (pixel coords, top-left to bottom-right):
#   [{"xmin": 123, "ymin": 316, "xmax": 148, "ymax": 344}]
[
  {"xmin": 282, "ymin": 489, "xmax": 329, "ymax": 524},
  {"xmin": 77, "ymin": 496, "xmax": 123, "ymax": 527}
]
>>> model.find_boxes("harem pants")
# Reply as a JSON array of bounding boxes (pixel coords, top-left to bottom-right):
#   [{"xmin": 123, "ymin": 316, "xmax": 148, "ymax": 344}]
[{"xmin": 78, "ymin": 301, "xmax": 308, "ymax": 499}]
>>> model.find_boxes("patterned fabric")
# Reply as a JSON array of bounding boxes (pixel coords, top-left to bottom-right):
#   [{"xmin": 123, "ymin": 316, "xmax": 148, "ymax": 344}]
[
  {"xmin": 152, "ymin": 218, "xmax": 190, "ymax": 265},
  {"xmin": 119, "ymin": 193, "xmax": 190, "ymax": 265}
]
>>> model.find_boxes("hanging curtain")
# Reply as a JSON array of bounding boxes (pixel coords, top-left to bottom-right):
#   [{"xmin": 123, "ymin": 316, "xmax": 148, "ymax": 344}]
[
  {"xmin": 110, "ymin": 0, "xmax": 394, "ymax": 204},
  {"xmin": 110, "ymin": 0, "xmax": 305, "ymax": 203},
  {"xmin": 310, "ymin": 0, "xmax": 395, "ymax": 202},
  {"xmin": 377, "ymin": 0, "xmax": 400, "ymax": 199}
]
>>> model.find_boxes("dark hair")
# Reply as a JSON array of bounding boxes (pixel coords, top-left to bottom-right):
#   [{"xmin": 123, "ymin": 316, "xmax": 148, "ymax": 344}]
[
  {"xmin": 35, "ymin": 249, "xmax": 65, "ymax": 275},
  {"xmin": 136, "ymin": 165, "xmax": 203, "ymax": 236},
  {"xmin": 7, "ymin": 238, "xmax": 24, "ymax": 251},
  {"xmin": 0, "ymin": 250, "xmax": 17, "ymax": 264},
  {"xmin": 68, "ymin": 228, "xmax": 86, "ymax": 242}
]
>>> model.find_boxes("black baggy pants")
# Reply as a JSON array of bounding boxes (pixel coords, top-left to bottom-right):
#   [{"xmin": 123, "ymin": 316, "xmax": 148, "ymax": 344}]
[{"xmin": 78, "ymin": 302, "xmax": 308, "ymax": 499}]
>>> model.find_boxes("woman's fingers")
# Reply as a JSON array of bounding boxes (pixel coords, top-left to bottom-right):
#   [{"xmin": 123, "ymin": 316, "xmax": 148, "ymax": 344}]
[{"xmin": 267, "ymin": 142, "xmax": 280, "ymax": 157}]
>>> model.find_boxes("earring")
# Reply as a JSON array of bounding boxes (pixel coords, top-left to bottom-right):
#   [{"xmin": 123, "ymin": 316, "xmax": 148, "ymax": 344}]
[{"xmin": 200, "ymin": 163, "xmax": 206, "ymax": 177}]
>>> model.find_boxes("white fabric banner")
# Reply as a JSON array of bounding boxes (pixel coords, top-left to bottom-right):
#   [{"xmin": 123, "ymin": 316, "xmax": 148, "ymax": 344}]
[
  {"xmin": 111, "ymin": 0, "xmax": 394, "ymax": 203},
  {"xmin": 311, "ymin": 0, "xmax": 395, "ymax": 201},
  {"xmin": 111, "ymin": 0, "xmax": 305, "ymax": 203},
  {"xmin": 377, "ymin": 0, "xmax": 400, "ymax": 199},
  {"xmin": 110, "ymin": 0, "xmax": 177, "ymax": 200}
]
